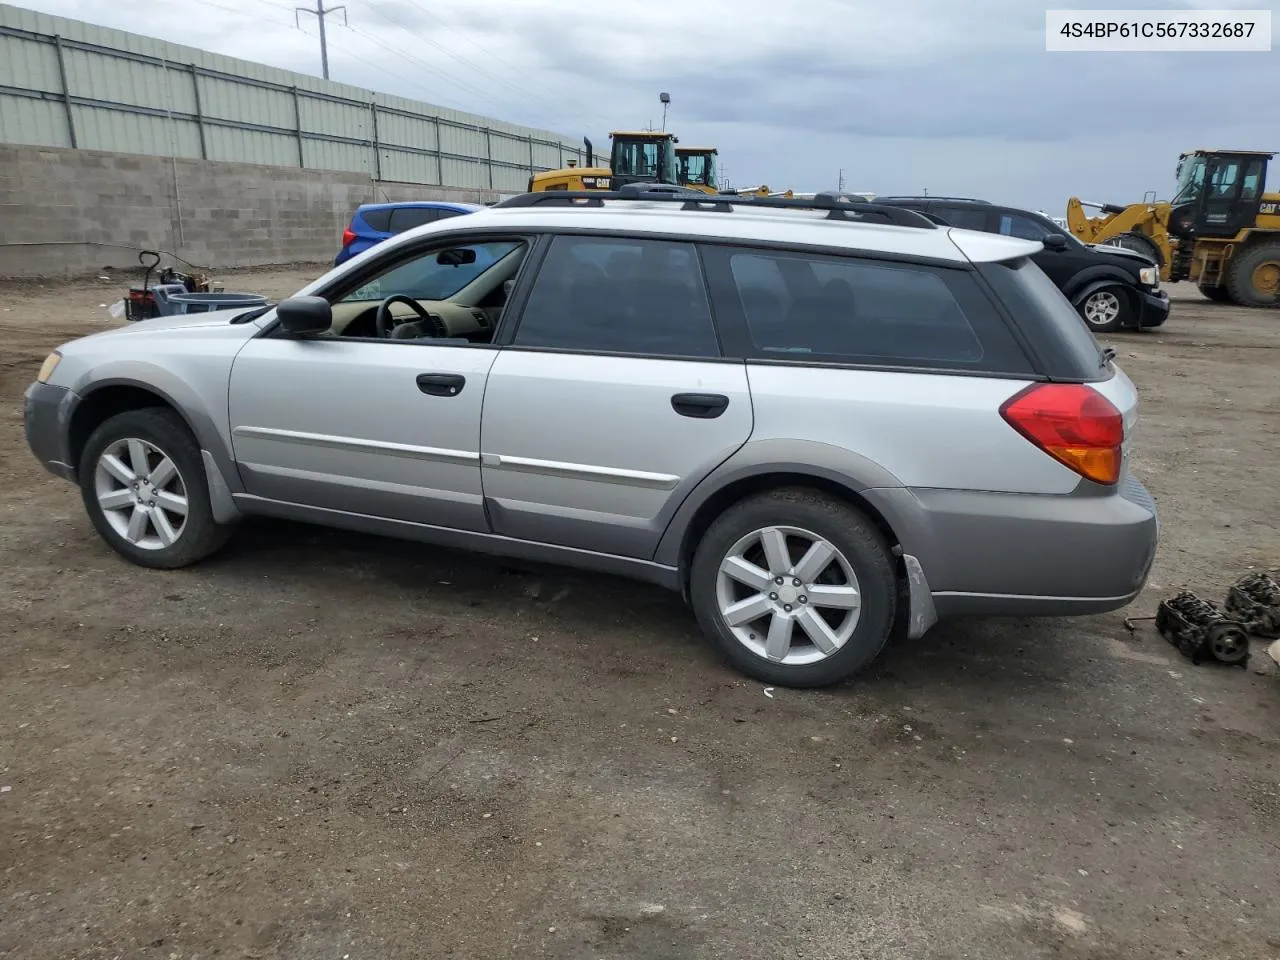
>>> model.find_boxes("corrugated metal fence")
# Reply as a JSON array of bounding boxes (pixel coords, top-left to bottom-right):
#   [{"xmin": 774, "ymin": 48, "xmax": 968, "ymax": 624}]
[{"xmin": 0, "ymin": 3, "xmax": 589, "ymax": 193}]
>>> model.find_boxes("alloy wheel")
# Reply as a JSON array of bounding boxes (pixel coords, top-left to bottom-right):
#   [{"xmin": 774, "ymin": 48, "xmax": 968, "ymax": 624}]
[
  {"xmin": 93, "ymin": 437, "xmax": 189, "ymax": 550},
  {"xmin": 714, "ymin": 525, "xmax": 862, "ymax": 665}
]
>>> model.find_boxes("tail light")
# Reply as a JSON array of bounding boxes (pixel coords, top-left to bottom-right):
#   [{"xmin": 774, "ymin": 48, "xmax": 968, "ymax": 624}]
[
  {"xmin": 341, "ymin": 225, "xmax": 356, "ymax": 247},
  {"xmin": 999, "ymin": 383, "xmax": 1124, "ymax": 485}
]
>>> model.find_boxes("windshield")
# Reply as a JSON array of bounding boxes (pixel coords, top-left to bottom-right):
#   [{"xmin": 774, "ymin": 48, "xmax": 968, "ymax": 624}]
[
  {"xmin": 341, "ymin": 241, "xmax": 521, "ymax": 303},
  {"xmin": 679, "ymin": 152, "xmax": 717, "ymax": 187},
  {"xmin": 612, "ymin": 139, "xmax": 661, "ymax": 179},
  {"xmin": 1172, "ymin": 154, "xmax": 1206, "ymax": 203}
]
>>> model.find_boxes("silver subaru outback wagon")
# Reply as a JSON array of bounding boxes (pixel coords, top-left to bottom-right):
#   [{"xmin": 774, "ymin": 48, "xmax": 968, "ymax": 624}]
[{"xmin": 24, "ymin": 190, "xmax": 1158, "ymax": 688}]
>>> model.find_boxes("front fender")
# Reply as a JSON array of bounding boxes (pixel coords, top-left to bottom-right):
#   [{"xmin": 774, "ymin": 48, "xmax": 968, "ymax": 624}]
[
  {"xmin": 68, "ymin": 358, "xmax": 241, "ymax": 497},
  {"xmin": 1065, "ymin": 267, "xmax": 1135, "ymax": 304}
]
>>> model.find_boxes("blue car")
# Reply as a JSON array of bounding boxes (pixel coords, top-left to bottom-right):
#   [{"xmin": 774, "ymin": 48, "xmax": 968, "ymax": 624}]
[{"xmin": 334, "ymin": 200, "xmax": 484, "ymax": 266}]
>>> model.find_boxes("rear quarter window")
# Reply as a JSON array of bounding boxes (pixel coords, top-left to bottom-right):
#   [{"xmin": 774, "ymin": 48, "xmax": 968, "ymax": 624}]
[
  {"xmin": 359, "ymin": 209, "xmax": 393, "ymax": 232},
  {"xmin": 703, "ymin": 245, "xmax": 1034, "ymax": 375},
  {"xmin": 976, "ymin": 256, "xmax": 1109, "ymax": 381}
]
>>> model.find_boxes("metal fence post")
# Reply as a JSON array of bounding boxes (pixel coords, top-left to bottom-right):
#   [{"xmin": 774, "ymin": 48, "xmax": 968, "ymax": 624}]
[
  {"xmin": 432, "ymin": 115, "xmax": 442, "ymax": 185},
  {"xmin": 291, "ymin": 86, "xmax": 304, "ymax": 168},
  {"xmin": 52, "ymin": 35, "xmax": 77, "ymax": 148},
  {"xmin": 190, "ymin": 64, "xmax": 207, "ymax": 160},
  {"xmin": 527, "ymin": 134, "xmax": 534, "ymax": 177},
  {"xmin": 370, "ymin": 98, "xmax": 382, "ymax": 182},
  {"xmin": 485, "ymin": 127, "xmax": 493, "ymax": 190}
]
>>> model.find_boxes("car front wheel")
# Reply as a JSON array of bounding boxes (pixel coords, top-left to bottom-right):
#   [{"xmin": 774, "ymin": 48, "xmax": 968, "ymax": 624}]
[
  {"xmin": 689, "ymin": 488, "xmax": 897, "ymax": 688},
  {"xmin": 79, "ymin": 409, "xmax": 232, "ymax": 569},
  {"xmin": 1078, "ymin": 285, "xmax": 1132, "ymax": 333}
]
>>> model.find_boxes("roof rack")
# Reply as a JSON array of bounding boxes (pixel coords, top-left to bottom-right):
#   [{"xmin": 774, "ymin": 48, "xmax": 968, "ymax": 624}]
[
  {"xmin": 877, "ymin": 195, "xmax": 992, "ymax": 204},
  {"xmin": 494, "ymin": 187, "xmax": 938, "ymax": 229}
]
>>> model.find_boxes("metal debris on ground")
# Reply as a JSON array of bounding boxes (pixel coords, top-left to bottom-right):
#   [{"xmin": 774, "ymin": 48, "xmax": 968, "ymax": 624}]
[
  {"xmin": 1155, "ymin": 591, "xmax": 1250, "ymax": 667},
  {"xmin": 1223, "ymin": 572, "xmax": 1280, "ymax": 639}
]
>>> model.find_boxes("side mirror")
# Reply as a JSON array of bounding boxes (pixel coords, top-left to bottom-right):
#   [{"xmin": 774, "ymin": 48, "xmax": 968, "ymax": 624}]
[
  {"xmin": 437, "ymin": 248, "xmax": 477, "ymax": 266},
  {"xmin": 1043, "ymin": 234, "xmax": 1068, "ymax": 251},
  {"xmin": 277, "ymin": 296, "xmax": 332, "ymax": 335}
]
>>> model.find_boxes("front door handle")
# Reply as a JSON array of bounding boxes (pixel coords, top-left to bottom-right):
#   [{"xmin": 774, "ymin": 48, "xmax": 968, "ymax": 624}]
[
  {"xmin": 671, "ymin": 392, "xmax": 729, "ymax": 419},
  {"xmin": 417, "ymin": 373, "xmax": 466, "ymax": 397}
]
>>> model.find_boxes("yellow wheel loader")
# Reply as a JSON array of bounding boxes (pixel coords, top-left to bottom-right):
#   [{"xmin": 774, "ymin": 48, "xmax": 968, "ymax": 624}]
[
  {"xmin": 1066, "ymin": 150, "xmax": 1280, "ymax": 307},
  {"xmin": 528, "ymin": 132, "xmax": 680, "ymax": 192},
  {"xmin": 675, "ymin": 146, "xmax": 720, "ymax": 194}
]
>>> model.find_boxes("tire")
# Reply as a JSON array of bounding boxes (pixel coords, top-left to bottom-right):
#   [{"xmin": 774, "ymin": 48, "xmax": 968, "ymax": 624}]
[
  {"xmin": 1198, "ymin": 284, "xmax": 1232, "ymax": 303},
  {"xmin": 78, "ymin": 408, "xmax": 233, "ymax": 569},
  {"xmin": 1104, "ymin": 231, "xmax": 1164, "ymax": 269},
  {"xmin": 1224, "ymin": 241, "xmax": 1280, "ymax": 309},
  {"xmin": 1077, "ymin": 284, "xmax": 1133, "ymax": 333},
  {"xmin": 689, "ymin": 488, "xmax": 897, "ymax": 688}
]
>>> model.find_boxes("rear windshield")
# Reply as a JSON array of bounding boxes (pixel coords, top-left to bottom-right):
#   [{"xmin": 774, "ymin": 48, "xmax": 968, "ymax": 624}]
[{"xmin": 976, "ymin": 256, "xmax": 1110, "ymax": 381}]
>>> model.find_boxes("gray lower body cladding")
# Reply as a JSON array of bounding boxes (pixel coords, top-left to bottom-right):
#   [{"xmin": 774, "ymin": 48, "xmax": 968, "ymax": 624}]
[
  {"xmin": 23, "ymin": 381, "xmax": 77, "ymax": 481},
  {"xmin": 865, "ymin": 473, "xmax": 1159, "ymax": 617}
]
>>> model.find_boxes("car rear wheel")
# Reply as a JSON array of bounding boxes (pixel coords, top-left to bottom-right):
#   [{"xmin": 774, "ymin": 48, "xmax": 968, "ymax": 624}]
[
  {"xmin": 1078, "ymin": 285, "xmax": 1132, "ymax": 333},
  {"xmin": 689, "ymin": 488, "xmax": 897, "ymax": 688},
  {"xmin": 79, "ymin": 409, "xmax": 233, "ymax": 569}
]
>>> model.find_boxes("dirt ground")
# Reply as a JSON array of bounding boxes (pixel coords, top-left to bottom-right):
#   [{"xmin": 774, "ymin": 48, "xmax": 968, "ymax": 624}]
[{"xmin": 1, "ymin": 268, "xmax": 1278, "ymax": 960}]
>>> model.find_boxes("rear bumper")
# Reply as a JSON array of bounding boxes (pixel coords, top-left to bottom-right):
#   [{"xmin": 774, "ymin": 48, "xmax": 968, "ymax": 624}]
[
  {"xmin": 23, "ymin": 381, "xmax": 78, "ymax": 481},
  {"xmin": 1137, "ymin": 288, "xmax": 1170, "ymax": 328},
  {"xmin": 867, "ymin": 472, "xmax": 1159, "ymax": 620}
]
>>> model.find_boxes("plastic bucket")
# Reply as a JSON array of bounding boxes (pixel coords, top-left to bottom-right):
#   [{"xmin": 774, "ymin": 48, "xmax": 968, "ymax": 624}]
[{"xmin": 158, "ymin": 291, "xmax": 269, "ymax": 315}]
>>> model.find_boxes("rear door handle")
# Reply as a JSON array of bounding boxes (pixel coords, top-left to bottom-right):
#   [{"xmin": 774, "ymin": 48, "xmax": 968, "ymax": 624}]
[
  {"xmin": 416, "ymin": 373, "xmax": 466, "ymax": 397},
  {"xmin": 671, "ymin": 392, "xmax": 729, "ymax": 419}
]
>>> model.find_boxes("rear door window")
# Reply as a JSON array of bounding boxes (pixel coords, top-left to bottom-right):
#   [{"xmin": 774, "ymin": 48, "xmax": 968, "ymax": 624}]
[
  {"xmin": 933, "ymin": 205, "xmax": 991, "ymax": 232},
  {"xmin": 388, "ymin": 207, "xmax": 441, "ymax": 233},
  {"xmin": 705, "ymin": 246, "xmax": 1032, "ymax": 374}
]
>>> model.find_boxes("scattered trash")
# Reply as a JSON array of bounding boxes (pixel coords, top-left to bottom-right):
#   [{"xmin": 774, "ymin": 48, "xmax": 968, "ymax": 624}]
[
  {"xmin": 0, "ymin": 785, "xmax": 10, "ymax": 793},
  {"xmin": 763, "ymin": 687, "xmax": 775, "ymax": 698},
  {"xmin": 1156, "ymin": 591, "xmax": 1250, "ymax": 666},
  {"xmin": 107, "ymin": 300, "xmax": 125, "ymax": 319}
]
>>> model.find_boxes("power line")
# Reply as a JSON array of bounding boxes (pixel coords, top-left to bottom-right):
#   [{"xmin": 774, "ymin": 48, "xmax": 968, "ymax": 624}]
[
  {"xmin": 295, "ymin": 0, "xmax": 348, "ymax": 80},
  {"xmin": 361, "ymin": 0, "xmax": 600, "ymax": 135}
]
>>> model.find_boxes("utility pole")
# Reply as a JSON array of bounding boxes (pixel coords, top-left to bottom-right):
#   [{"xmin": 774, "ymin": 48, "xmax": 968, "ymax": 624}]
[
  {"xmin": 296, "ymin": 0, "xmax": 347, "ymax": 80},
  {"xmin": 659, "ymin": 92, "xmax": 670, "ymax": 131},
  {"xmin": 838, "ymin": 168, "xmax": 846, "ymax": 192}
]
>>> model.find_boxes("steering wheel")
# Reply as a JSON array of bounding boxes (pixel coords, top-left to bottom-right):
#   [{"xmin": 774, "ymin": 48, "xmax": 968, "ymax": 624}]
[{"xmin": 374, "ymin": 294, "xmax": 434, "ymax": 339}]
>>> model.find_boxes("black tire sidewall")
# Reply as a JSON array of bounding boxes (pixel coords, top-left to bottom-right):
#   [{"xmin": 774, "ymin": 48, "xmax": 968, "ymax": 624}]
[
  {"xmin": 1226, "ymin": 243, "xmax": 1280, "ymax": 308},
  {"xmin": 78, "ymin": 408, "xmax": 225, "ymax": 569},
  {"xmin": 689, "ymin": 490, "xmax": 897, "ymax": 688}
]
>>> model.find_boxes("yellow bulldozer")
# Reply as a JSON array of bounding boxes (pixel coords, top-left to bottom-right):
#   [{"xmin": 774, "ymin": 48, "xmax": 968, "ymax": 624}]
[
  {"xmin": 528, "ymin": 131, "xmax": 680, "ymax": 192},
  {"xmin": 675, "ymin": 146, "xmax": 719, "ymax": 194},
  {"xmin": 1066, "ymin": 149, "xmax": 1280, "ymax": 307}
]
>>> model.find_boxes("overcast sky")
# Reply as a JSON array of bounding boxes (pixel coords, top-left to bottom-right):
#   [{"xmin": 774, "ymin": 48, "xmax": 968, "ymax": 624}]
[{"xmin": 16, "ymin": 0, "xmax": 1280, "ymax": 213}]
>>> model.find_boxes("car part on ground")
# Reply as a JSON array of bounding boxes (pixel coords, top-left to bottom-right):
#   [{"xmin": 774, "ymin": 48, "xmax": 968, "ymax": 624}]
[
  {"xmin": 1065, "ymin": 149, "xmax": 1280, "ymax": 308},
  {"xmin": 23, "ymin": 187, "xmax": 1159, "ymax": 689},
  {"xmin": 1156, "ymin": 591, "xmax": 1251, "ymax": 666},
  {"xmin": 1224, "ymin": 572, "xmax": 1280, "ymax": 639}
]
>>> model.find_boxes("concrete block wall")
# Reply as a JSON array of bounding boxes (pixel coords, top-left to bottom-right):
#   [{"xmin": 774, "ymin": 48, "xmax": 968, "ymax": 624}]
[{"xmin": 0, "ymin": 143, "xmax": 499, "ymax": 279}]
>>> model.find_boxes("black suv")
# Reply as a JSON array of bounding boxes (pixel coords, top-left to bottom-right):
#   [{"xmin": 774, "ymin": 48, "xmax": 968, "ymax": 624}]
[{"xmin": 876, "ymin": 197, "xmax": 1170, "ymax": 333}]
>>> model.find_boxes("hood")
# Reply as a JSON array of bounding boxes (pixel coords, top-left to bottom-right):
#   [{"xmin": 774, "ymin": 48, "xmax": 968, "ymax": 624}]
[
  {"xmin": 74, "ymin": 306, "xmax": 268, "ymax": 344},
  {"xmin": 1086, "ymin": 243, "xmax": 1156, "ymax": 266}
]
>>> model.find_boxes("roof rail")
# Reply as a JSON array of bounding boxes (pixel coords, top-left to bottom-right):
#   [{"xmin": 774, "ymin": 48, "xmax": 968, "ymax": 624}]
[
  {"xmin": 494, "ymin": 188, "xmax": 938, "ymax": 229},
  {"xmin": 877, "ymin": 195, "xmax": 992, "ymax": 204}
]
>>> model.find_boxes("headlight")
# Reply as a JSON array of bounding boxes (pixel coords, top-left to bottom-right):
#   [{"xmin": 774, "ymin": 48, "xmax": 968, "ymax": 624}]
[
  {"xmin": 1139, "ymin": 267, "xmax": 1159, "ymax": 288},
  {"xmin": 36, "ymin": 351, "xmax": 62, "ymax": 383}
]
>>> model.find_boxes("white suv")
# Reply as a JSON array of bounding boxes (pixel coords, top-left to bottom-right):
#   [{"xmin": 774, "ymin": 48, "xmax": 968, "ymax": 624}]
[{"xmin": 24, "ymin": 189, "xmax": 1158, "ymax": 688}]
